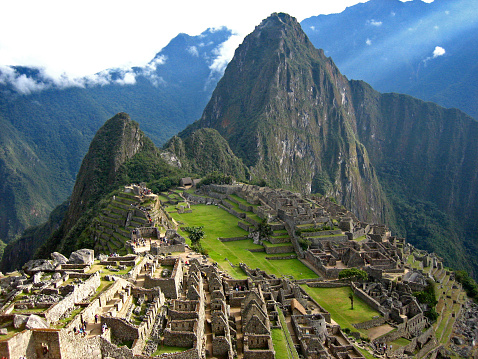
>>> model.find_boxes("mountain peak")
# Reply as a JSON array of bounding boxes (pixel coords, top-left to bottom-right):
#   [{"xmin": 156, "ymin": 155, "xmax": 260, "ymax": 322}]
[
  {"xmin": 63, "ymin": 112, "xmax": 147, "ymax": 232},
  {"xmin": 181, "ymin": 12, "xmax": 389, "ymax": 223}
]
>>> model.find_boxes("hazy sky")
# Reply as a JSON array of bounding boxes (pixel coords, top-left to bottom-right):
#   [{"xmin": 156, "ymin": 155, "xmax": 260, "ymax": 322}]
[{"xmin": 0, "ymin": 0, "xmax": 373, "ymax": 80}]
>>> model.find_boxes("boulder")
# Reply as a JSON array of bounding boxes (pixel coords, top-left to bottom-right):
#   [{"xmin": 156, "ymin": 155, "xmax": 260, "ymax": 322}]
[
  {"xmin": 97, "ymin": 253, "xmax": 108, "ymax": 261},
  {"xmin": 22, "ymin": 259, "xmax": 54, "ymax": 276},
  {"xmin": 13, "ymin": 314, "xmax": 29, "ymax": 329},
  {"xmin": 51, "ymin": 252, "xmax": 68, "ymax": 265},
  {"xmin": 25, "ymin": 314, "xmax": 49, "ymax": 329},
  {"xmin": 68, "ymin": 249, "xmax": 94, "ymax": 265},
  {"xmin": 0, "ymin": 328, "xmax": 7, "ymax": 335}
]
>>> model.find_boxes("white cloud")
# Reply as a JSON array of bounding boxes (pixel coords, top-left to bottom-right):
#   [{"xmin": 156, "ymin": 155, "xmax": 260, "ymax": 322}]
[
  {"xmin": 432, "ymin": 46, "xmax": 445, "ymax": 58},
  {"xmin": 366, "ymin": 38, "xmax": 372, "ymax": 45},
  {"xmin": 423, "ymin": 46, "xmax": 446, "ymax": 66},
  {"xmin": 0, "ymin": 0, "xmax": 371, "ymax": 84},
  {"xmin": 187, "ymin": 46, "xmax": 199, "ymax": 57},
  {"xmin": 143, "ymin": 55, "xmax": 167, "ymax": 76},
  {"xmin": 368, "ymin": 19, "xmax": 383, "ymax": 26},
  {"xmin": 116, "ymin": 71, "xmax": 136, "ymax": 85},
  {"xmin": 209, "ymin": 33, "xmax": 243, "ymax": 76},
  {"xmin": 310, "ymin": 25, "xmax": 316, "ymax": 31},
  {"xmin": 0, "ymin": 65, "xmax": 47, "ymax": 94}
]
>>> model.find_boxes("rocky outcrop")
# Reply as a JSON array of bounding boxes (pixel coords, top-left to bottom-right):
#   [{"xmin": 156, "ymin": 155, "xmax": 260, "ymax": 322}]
[
  {"xmin": 51, "ymin": 252, "xmax": 68, "ymax": 265},
  {"xmin": 22, "ymin": 259, "xmax": 55, "ymax": 276},
  {"xmin": 25, "ymin": 314, "xmax": 49, "ymax": 329},
  {"xmin": 68, "ymin": 249, "xmax": 94, "ymax": 265}
]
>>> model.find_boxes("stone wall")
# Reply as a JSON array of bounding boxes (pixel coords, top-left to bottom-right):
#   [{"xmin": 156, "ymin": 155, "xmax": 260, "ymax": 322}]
[
  {"xmin": 264, "ymin": 244, "xmax": 294, "ymax": 254},
  {"xmin": 219, "ymin": 236, "xmax": 248, "ymax": 242},
  {"xmin": 102, "ymin": 316, "xmax": 140, "ymax": 341},
  {"xmin": 0, "ymin": 329, "xmax": 34, "ymax": 358},
  {"xmin": 59, "ymin": 329, "xmax": 103, "ymax": 359},
  {"xmin": 100, "ymin": 336, "xmax": 134, "ymax": 359},
  {"xmin": 308, "ymin": 235, "xmax": 348, "ymax": 244},
  {"xmin": 265, "ymin": 255, "xmax": 297, "ymax": 260},
  {"xmin": 353, "ymin": 316, "xmax": 387, "ymax": 330},
  {"xmin": 351, "ymin": 283, "xmax": 384, "ymax": 314},
  {"xmin": 151, "ymin": 243, "xmax": 185, "ymax": 254},
  {"xmin": 238, "ymin": 221, "xmax": 252, "ymax": 232},
  {"xmin": 144, "ymin": 259, "xmax": 183, "ymax": 299},
  {"xmin": 44, "ymin": 272, "xmax": 101, "ymax": 323},
  {"xmin": 306, "ymin": 282, "xmax": 349, "ymax": 288},
  {"xmin": 184, "ymin": 192, "xmax": 221, "ymax": 205}
]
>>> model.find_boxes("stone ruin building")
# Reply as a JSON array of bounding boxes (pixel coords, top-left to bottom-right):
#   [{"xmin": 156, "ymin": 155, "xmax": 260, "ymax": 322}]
[{"xmin": 0, "ymin": 182, "xmax": 469, "ymax": 358}]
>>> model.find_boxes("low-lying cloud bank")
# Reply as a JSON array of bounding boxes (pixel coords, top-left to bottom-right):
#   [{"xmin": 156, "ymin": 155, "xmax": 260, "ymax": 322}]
[{"xmin": 0, "ymin": 31, "xmax": 238, "ymax": 95}]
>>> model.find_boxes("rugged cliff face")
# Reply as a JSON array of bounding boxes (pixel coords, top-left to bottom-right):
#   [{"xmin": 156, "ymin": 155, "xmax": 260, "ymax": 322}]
[
  {"xmin": 350, "ymin": 80, "xmax": 478, "ymax": 272},
  {"xmin": 181, "ymin": 13, "xmax": 390, "ymax": 223},
  {"xmin": 32, "ymin": 113, "xmax": 170, "ymax": 260}
]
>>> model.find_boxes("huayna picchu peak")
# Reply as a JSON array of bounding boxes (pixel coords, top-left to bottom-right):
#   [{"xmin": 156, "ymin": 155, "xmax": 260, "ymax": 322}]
[
  {"xmin": 176, "ymin": 12, "xmax": 478, "ymax": 277},
  {"xmin": 179, "ymin": 13, "xmax": 390, "ymax": 225}
]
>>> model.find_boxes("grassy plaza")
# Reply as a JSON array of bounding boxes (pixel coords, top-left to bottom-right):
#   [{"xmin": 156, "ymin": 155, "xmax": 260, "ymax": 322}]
[{"xmin": 168, "ymin": 204, "xmax": 317, "ymax": 279}]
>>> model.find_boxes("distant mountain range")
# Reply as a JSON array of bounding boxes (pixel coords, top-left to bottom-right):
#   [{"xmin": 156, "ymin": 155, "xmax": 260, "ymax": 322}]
[
  {"xmin": 302, "ymin": 0, "xmax": 478, "ymax": 120},
  {"xmin": 0, "ymin": 27, "xmax": 232, "ymax": 243}
]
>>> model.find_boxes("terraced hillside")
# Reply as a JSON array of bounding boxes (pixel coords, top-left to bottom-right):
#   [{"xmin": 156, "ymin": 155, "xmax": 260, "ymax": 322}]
[{"xmin": 91, "ymin": 189, "xmax": 163, "ymax": 255}]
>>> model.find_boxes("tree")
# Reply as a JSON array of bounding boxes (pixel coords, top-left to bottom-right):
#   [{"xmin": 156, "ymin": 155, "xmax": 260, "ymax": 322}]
[
  {"xmin": 338, "ymin": 268, "xmax": 368, "ymax": 281},
  {"xmin": 255, "ymin": 219, "xmax": 273, "ymax": 240},
  {"xmin": 349, "ymin": 292, "xmax": 354, "ymax": 310},
  {"xmin": 184, "ymin": 226, "xmax": 205, "ymax": 244}
]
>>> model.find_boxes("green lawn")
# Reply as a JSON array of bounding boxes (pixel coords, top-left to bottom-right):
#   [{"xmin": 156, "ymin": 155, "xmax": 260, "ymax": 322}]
[
  {"xmin": 153, "ymin": 345, "xmax": 188, "ymax": 355},
  {"xmin": 302, "ymin": 286, "xmax": 380, "ymax": 336},
  {"xmin": 272, "ymin": 328, "xmax": 291, "ymax": 359},
  {"xmin": 276, "ymin": 307, "xmax": 300, "ymax": 359},
  {"xmin": 390, "ymin": 337, "xmax": 411, "ymax": 348},
  {"xmin": 169, "ymin": 204, "xmax": 317, "ymax": 280}
]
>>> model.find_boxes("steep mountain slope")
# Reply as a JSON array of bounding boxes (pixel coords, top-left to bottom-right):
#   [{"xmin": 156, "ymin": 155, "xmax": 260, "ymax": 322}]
[
  {"xmin": 181, "ymin": 13, "xmax": 391, "ymax": 224},
  {"xmin": 302, "ymin": 0, "xmax": 478, "ymax": 119},
  {"xmin": 1, "ymin": 111, "xmax": 250, "ymax": 270},
  {"xmin": 350, "ymin": 80, "xmax": 478, "ymax": 271},
  {"xmin": 165, "ymin": 128, "xmax": 249, "ymax": 180},
  {"xmin": 180, "ymin": 12, "xmax": 478, "ymax": 275},
  {"xmin": 0, "ymin": 28, "xmax": 231, "ymax": 244},
  {"xmin": 36, "ymin": 112, "xmax": 184, "ymax": 259}
]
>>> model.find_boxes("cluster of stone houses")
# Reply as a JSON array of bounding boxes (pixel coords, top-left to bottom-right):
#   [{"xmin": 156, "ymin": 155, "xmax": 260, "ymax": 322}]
[{"xmin": 0, "ymin": 182, "xmax": 465, "ymax": 358}]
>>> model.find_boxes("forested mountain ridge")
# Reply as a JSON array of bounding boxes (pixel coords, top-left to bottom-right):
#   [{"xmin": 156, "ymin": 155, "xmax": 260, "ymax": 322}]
[{"xmin": 0, "ymin": 27, "xmax": 232, "ymax": 244}]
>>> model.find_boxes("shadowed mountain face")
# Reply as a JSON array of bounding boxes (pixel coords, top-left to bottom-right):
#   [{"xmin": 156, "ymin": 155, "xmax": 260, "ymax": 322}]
[{"xmin": 178, "ymin": 12, "xmax": 478, "ymax": 275}]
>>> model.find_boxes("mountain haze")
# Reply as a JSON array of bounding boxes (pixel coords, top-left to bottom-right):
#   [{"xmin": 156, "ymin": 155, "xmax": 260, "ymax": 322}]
[
  {"xmin": 0, "ymin": 28, "xmax": 231, "ymax": 244},
  {"xmin": 302, "ymin": 0, "xmax": 478, "ymax": 120}
]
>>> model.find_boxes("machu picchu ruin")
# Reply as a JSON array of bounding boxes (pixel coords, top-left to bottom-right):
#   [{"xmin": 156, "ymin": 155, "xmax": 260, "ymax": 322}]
[{"xmin": 0, "ymin": 182, "xmax": 475, "ymax": 358}]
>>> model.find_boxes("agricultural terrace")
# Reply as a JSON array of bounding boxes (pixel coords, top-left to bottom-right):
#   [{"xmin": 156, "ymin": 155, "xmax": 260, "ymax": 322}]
[{"xmin": 166, "ymin": 203, "xmax": 317, "ymax": 280}]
